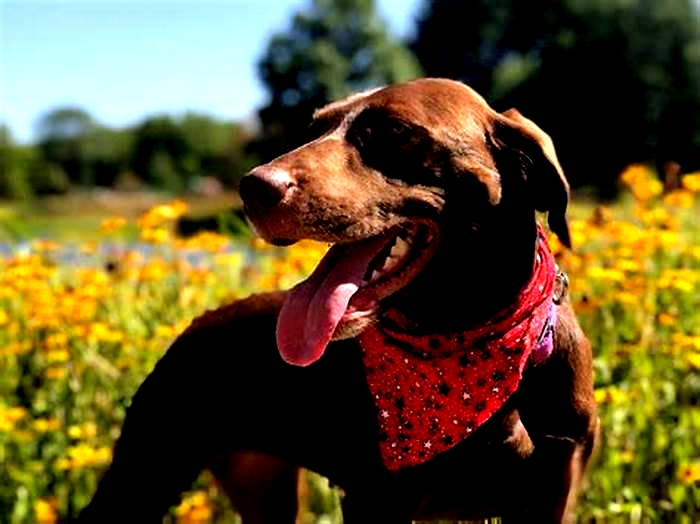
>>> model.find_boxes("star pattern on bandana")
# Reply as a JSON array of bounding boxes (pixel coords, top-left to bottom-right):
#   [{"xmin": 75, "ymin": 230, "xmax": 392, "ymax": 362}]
[{"xmin": 358, "ymin": 229, "xmax": 558, "ymax": 470}]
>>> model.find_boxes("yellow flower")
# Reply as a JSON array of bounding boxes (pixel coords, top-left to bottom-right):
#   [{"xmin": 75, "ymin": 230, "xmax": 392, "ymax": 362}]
[
  {"xmin": 34, "ymin": 498, "xmax": 58, "ymax": 524},
  {"xmin": 677, "ymin": 462, "xmax": 700, "ymax": 484},
  {"xmin": 0, "ymin": 406, "xmax": 28, "ymax": 431},
  {"xmin": 618, "ymin": 449, "xmax": 634, "ymax": 464},
  {"xmin": 33, "ymin": 419, "xmax": 51, "ymax": 433},
  {"xmin": 31, "ymin": 240, "xmax": 61, "ymax": 252},
  {"xmin": 93, "ymin": 446, "xmax": 112, "ymax": 463},
  {"xmin": 188, "ymin": 268, "xmax": 215, "ymax": 285},
  {"xmin": 140, "ymin": 259, "xmax": 170, "ymax": 281},
  {"xmin": 656, "ymin": 230, "xmax": 680, "ymax": 248},
  {"xmin": 82, "ymin": 422, "xmax": 98, "ymax": 438},
  {"xmin": 3, "ymin": 406, "xmax": 28, "ymax": 422},
  {"xmin": 88, "ymin": 322, "xmax": 123, "ymax": 344},
  {"xmin": 176, "ymin": 231, "xmax": 230, "ymax": 252},
  {"xmin": 594, "ymin": 386, "xmax": 629, "ymax": 404},
  {"xmin": 614, "ymin": 291, "xmax": 638, "ymax": 305},
  {"xmin": 686, "ymin": 353, "xmax": 700, "ymax": 369},
  {"xmin": 671, "ymin": 334, "xmax": 700, "ymax": 350},
  {"xmin": 54, "ymin": 457, "xmax": 71, "ymax": 471},
  {"xmin": 657, "ymin": 313, "xmax": 676, "ymax": 326},
  {"xmin": 138, "ymin": 200, "xmax": 188, "ymax": 230},
  {"xmin": 214, "ymin": 252, "xmax": 244, "ymax": 268},
  {"xmin": 586, "ymin": 266, "xmax": 625, "ymax": 282},
  {"xmin": 613, "ymin": 259, "xmax": 642, "ymax": 273},
  {"xmin": 0, "ymin": 341, "xmax": 32, "ymax": 357},
  {"xmin": 671, "ymin": 279, "xmax": 694, "ymax": 293},
  {"xmin": 176, "ymin": 491, "xmax": 212, "ymax": 524},
  {"xmin": 100, "ymin": 216, "xmax": 128, "ymax": 233},
  {"xmin": 619, "ymin": 164, "xmax": 663, "ymax": 201},
  {"xmin": 63, "ymin": 443, "xmax": 112, "ymax": 469},
  {"xmin": 140, "ymin": 227, "xmax": 171, "ymax": 244},
  {"xmin": 45, "ymin": 332, "xmax": 69, "ymax": 349},
  {"xmin": 46, "ymin": 349, "xmax": 70, "ymax": 363},
  {"xmin": 681, "ymin": 172, "xmax": 700, "ymax": 192},
  {"xmin": 251, "ymin": 237, "xmax": 272, "ymax": 250},
  {"xmin": 155, "ymin": 324, "xmax": 177, "ymax": 339},
  {"xmin": 45, "ymin": 367, "xmax": 67, "ymax": 380},
  {"xmin": 662, "ymin": 190, "xmax": 694, "ymax": 208},
  {"xmin": 658, "ymin": 269, "xmax": 698, "ymax": 292},
  {"xmin": 620, "ymin": 164, "xmax": 651, "ymax": 186},
  {"xmin": 32, "ymin": 417, "xmax": 61, "ymax": 433},
  {"xmin": 638, "ymin": 207, "xmax": 672, "ymax": 228}
]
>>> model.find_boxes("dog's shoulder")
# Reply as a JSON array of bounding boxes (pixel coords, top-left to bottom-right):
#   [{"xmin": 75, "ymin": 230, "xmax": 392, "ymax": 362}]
[{"xmin": 182, "ymin": 291, "xmax": 287, "ymax": 337}]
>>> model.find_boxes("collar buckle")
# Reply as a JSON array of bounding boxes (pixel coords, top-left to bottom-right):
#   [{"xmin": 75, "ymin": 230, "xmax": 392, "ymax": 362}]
[{"xmin": 553, "ymin": 269, "xmax": 569, "ymax": 305}]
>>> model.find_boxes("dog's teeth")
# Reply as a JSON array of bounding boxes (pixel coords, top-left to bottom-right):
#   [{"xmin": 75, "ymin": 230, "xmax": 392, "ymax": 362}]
[
  {"xmin": 390, "ymin": 236, "xmax": 410, "ymax": 258},
  {"xmin": 371, "ymin": 269, "xmax": 384, "ymax": 281},
  {"xmin": 382, "ymin": 256, "xmax": 400, "ymax": 272}
]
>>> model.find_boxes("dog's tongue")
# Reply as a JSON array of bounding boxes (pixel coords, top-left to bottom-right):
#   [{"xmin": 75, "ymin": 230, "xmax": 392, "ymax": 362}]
[{"xmin": 276, "ymin": 234, "xmax": 392, "ymax": 366}]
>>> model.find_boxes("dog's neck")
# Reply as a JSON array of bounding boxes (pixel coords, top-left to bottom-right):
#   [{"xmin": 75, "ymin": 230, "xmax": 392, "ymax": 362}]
[{"xmin": 386, "ymin": 212, "xmax": 539, "ymax": 334}]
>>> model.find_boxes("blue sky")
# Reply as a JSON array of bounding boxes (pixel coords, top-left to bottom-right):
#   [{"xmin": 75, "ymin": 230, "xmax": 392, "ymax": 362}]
[{"xmin": 0, "ymin": 0, "xmax": 422, "ymax": 144}]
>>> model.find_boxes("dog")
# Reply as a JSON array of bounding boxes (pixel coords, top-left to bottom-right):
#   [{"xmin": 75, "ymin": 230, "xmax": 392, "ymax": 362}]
[{"xmin": 78, "ymin": 78, "xmax": 598, "ymax": 523}]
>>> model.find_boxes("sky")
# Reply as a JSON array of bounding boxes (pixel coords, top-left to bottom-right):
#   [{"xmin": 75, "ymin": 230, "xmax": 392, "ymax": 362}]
[{"xmin": 0, "ymin": 0, "xmax": 423, "ymax": 144}]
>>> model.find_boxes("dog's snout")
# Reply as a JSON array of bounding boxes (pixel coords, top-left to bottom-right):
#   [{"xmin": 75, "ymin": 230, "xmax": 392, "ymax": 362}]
[{"xmin": 240, "ymin": 167, "xmax": 295, "ymax": 208}]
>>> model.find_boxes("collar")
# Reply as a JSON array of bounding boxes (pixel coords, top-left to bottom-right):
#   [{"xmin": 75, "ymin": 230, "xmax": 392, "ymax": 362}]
[{"xmin": 358, "ymin": 228, "xmax": 561, "ymax": 470}]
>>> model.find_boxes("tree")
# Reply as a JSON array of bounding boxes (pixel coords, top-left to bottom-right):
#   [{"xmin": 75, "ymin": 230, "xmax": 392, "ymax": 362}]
[
  {"xmin": 412, "ymin": 0, "xmax": 700, "ymax": 196},
  {"xmin": 252, "ymin": 0, "xmax": 422, "ymax": 161},
  {"xmin": 0, "ymin": 126, "xmax": 32, "ymax": 199},
  {"xmin": 36, "ymin": 107, "xmax": 95, "ymax": 186},
  {"xmin": 130, "ymin": 116, "xmax": 191, "ymax": 191},
  {"xmin": 178, "ymin": 113, "xmax": 256, "ymax": 188},
  {"xmin": 35, "ymin": 107, "xmax": 133, "ymax": 188},
  {"xmin": 0, "ymin": 127, "xmax": 69, "ymax": 198},
  {"xmin": 83, "ymin": 126, "xmax": 133, "ymax": 187}
]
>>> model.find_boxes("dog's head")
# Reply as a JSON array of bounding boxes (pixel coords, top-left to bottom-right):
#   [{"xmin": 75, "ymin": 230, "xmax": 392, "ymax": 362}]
[{"xmin": 240, "ymin": 78, "xmax": 570, "ymax": 366}]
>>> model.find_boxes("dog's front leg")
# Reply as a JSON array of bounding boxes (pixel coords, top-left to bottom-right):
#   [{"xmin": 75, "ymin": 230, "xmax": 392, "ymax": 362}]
[
  {"xmin": 503, "ymin": 431, "xmax": 595, "ymax": 524},
  {"xmin": 211, "ymin": 450, "xmax": 300, "ymax": 524},
  {"xmin": 501, "ymin": 408, "xmax": 535, "ymax": 459},
  {"xmin": 77, "ymin": 310, "xmax": 384, "ymax": 523},
  {"xmin": 76, "ymin": 335, "xmax": 240, "ymax": 523}
]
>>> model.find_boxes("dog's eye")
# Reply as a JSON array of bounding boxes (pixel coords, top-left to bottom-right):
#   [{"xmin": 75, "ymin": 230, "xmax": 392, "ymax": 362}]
[
  {"xmin": 348, "ymin": 119, "xmax": 409, "ymax": 151},
  {"xmin": 387, "ymin": 120, "xmax": 409, "ymax": 136},
  {"xmin": 348, "ymin": 126, "xmax": 371, "ymax": 149}
]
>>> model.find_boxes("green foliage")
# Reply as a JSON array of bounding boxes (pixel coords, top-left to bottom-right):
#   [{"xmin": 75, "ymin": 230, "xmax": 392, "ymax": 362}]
[
  {"xmin": 131, "ymin": 115, "xmax": 192, "ymax": 191},
  {"xmin": 36, "ymin": 107, "xmax": 95, "ymax": 186},
  {"xmin": 252, "ymin": 0, "xmax": 422, "ymax": 161},
  {"xmin": 178, "ymin": 113, "xmax": 258, "ymax": 188},
  {"xmin": 3, "ymin": 108, "xmax": 256, "ymax": 200},
  {"xmin": 0, "ymin": 129, "xmax": 33, "ymax": 200},
  {"xmin": 0, "ymin": 129, "xmax": 69, "ymax": 199}
]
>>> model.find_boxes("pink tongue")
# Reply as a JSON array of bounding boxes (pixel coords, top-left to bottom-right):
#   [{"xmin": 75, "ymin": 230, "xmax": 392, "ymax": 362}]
[{"xmin": 276, "ymin": 234, "xmax": 392, "ymax": 366}]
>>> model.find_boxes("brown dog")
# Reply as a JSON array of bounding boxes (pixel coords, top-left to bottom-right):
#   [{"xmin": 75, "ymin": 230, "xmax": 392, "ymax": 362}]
[{"xmin": 78, "ymin": 78, "xmax": 598, "ymax": 523}]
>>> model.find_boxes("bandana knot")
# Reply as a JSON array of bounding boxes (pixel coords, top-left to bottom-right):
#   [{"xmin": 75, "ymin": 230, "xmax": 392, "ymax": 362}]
[{"xmin": 358, "ymin": 229, "xmax": 559, "ymax": 470}]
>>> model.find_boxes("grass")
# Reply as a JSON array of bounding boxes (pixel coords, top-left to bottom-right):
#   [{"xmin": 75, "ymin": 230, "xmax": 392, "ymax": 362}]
[{"xmin": 0, "ymin": 190, "xmax": 241, "ymax": 243}]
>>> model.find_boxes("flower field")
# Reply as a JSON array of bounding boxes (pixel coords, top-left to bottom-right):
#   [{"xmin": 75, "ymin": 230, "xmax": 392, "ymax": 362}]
[{"xmin": 0, "ymin": 168, "xmax": 699, "ymax": 523}]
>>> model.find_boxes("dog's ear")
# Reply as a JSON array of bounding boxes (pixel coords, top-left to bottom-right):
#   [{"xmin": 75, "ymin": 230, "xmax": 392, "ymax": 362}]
[{"xmin": 495, "ymin": 108, "xmax": 571, "ymax": 248}]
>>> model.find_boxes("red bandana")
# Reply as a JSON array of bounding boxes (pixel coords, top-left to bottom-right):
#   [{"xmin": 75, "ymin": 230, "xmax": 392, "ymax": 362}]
[{"xmin": 358, "ymin": 231, "xmax": 558, "ymax": 470}]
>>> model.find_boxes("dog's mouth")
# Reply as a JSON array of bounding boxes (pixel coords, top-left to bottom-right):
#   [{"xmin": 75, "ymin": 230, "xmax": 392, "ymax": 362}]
[{"xmin": 276, "ymin": 221, "xmax": 439, "ymax": 366}]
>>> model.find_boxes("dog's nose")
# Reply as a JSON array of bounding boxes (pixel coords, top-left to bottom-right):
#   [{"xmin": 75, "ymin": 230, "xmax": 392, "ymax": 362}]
[{"xmin": 239, "ymin": 167, "xmax": 295, "ymax": 208}]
